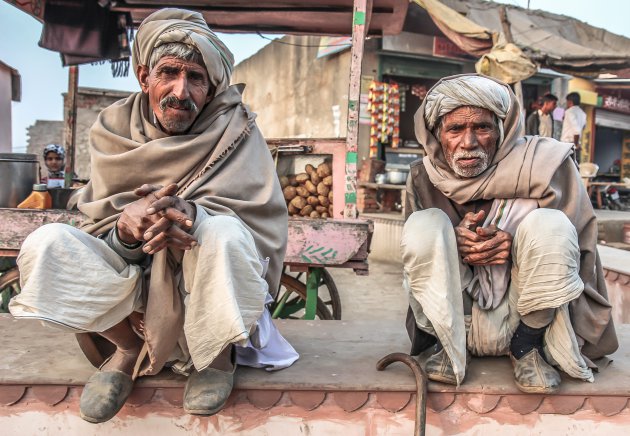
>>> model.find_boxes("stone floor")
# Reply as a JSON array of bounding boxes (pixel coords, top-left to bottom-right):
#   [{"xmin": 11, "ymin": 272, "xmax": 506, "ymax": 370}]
[
  {"xmin": 595, "ymin": 209, "xmax": 630, "ymax": 222},
  {"xmin": 328, "ymin": 259, "xmax": 407, "ymax": 323},
  {"xmin": 2, "ymin": 315, "xmax": 630, "ymax": 397}
]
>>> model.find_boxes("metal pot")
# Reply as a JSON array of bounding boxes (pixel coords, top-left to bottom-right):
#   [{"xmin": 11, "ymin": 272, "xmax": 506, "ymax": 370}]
[
  {"xmin": 0, "ymin": 153, "xmax": 39, "ymax": 208},
  {"xmin": 386, "ymin": 169, "xmax": 408, "ymax": 185},
  {"xmin": 375, "ymin": 173, "xmax": 387, "ymax": 184},
  {"xmin": 49, "ymin": 188, "xmax": 76, "ymax": 209}
]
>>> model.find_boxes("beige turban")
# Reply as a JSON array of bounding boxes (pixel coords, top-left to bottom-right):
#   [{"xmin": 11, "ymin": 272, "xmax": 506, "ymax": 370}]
[
  {"xmin": 132, "ymin": 8, "xmax": 235, "ymax": 96},
  {"xmin": 414, "ymin": 73, "xmax": 527, "ymax": 196},
  {"xmin": 423, "ymin": 75, "xmax": 511, "ymax": 130}
]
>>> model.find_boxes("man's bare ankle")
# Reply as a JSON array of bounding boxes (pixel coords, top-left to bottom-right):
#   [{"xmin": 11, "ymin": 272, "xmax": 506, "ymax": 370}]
[{"xmin": 102, "ymin": 346, "xmax": 141, "ymax": 375}]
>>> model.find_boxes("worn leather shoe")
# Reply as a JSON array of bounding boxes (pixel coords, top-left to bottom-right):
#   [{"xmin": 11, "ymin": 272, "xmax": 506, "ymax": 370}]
[
  {"xmin": 184, "ymin": 366, "xmax": 235, "ymax": 415},
  {"xmin": 79, "ymin": 370, "xmax": 134, "ymax": 423},
  {"xmin": 425, "ymin": 348, "xmax": 469, "ymax": 385},
  {"xmin": 511, "ymin": 349, "xmax": 561, "ymax": 394}
]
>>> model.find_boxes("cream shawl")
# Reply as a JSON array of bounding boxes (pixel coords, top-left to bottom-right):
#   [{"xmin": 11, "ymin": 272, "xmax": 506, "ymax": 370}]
[
  {"xmin": 75, "ymin": 9, "xmax": 287, "ymax": 375},
  {"xmin": 77, "ymin": 87, "xmax": 287, "ymax": 376},
  {"xmin": 410, "ymin": 73, "xmax": 617, "ymax": 359}
]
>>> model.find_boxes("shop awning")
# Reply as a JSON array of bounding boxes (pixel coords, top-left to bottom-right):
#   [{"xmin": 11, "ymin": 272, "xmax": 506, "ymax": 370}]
[
  {"xmin": 412, "ymin": 0, "xmax": 494, "ymax": 56},
  {"xmin": 595, "ymin": 110, "xmax": 630, "ymax": 131},
  {"xmin": 416, "ymin": 0, "xmax": 630, "ymax": 76}
]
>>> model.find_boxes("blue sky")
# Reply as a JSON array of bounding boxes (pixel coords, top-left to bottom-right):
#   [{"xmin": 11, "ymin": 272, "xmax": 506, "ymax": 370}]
[{"xmin": 1, "ymin": 0, "xmax": 629, "ymax": 152}]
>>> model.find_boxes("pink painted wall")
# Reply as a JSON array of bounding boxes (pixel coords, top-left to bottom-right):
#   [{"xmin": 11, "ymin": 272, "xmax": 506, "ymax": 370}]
[
  {"xmin": 2, "ymin": 389, "xmax": 630, "ymax": 435},
  {"xmin": 605, "ymin": 269, "xmax": 630, "ymax": 325}
]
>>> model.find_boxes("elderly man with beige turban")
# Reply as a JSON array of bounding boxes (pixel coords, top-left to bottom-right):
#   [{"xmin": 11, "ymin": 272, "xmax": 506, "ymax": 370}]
[
  {"xmin": 10, "ymin": 9, "xmax": 298, "ymax": 423},
  {"xmin": 402, "ymin": 74, "xmax": 617, "ymax": 394}
]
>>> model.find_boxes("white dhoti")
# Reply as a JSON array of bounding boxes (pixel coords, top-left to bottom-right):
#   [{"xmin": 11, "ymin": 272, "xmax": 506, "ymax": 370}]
[
  {"xmin": 10, "ymin": 215, "xmax": 298, "ymax": 372},
  {"xmin": 401, "ymin": 207, "xmax": 593, "ymax": 385}
]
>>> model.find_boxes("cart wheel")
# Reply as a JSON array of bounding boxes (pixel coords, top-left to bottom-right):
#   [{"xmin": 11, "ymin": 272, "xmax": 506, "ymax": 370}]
[
  {"xmin": 273, "ymin": 268, "xmax": 342, "ymax": 320},
  {"xmin": 318, "ymin": 268, "xmax": 342, "ymax": 320},
  {"xmin": 0, "ymin": 267, "xmax": 20, "ymax": 313}
]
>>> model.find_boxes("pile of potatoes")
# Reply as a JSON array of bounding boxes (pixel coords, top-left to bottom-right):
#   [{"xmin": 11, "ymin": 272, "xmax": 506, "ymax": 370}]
[{"xmin": 280, "ymin": 161, "xmax": 333, "ymax": 218}]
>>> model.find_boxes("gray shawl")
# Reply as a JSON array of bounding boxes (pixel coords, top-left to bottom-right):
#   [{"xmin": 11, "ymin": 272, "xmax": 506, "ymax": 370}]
[{"xmin": 409, "ymin": 73, "xmax": 617, "ymax": 359}]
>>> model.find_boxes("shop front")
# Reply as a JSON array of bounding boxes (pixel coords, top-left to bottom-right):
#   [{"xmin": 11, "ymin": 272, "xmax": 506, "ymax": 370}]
[{"xmin": 594, "ymin": 96, "xmax": 630, "ymax": 181}]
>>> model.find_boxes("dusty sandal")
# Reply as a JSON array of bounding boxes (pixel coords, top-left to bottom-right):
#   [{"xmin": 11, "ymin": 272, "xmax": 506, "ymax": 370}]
[
  {"xmin": 183, "ymin": 366, "xmax": 235, "ymax": 415},
  {"xmin": 79, "ymin": 370, "xmax": 134, "ymax": 423},
  {"xmin": 511, "ymin": 349, "xmax": 561, "ymax": 394}
]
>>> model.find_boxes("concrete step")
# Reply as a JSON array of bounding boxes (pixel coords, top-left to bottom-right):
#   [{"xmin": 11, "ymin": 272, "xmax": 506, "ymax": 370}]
[{"xmin": 1, "ymin": 315, "xmax": 630, "ymax": 435}]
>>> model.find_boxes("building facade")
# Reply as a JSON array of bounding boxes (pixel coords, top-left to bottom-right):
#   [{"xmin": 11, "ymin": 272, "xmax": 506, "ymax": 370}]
[{"xmin": 0, "ymin": 60, "xmax": 21, "ymax": 153}]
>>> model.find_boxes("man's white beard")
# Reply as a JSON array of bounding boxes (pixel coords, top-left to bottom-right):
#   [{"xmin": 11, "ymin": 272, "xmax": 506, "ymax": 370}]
[{"xmin": 448, "ymin": 149, "xmax": 491, "ymax": 177}]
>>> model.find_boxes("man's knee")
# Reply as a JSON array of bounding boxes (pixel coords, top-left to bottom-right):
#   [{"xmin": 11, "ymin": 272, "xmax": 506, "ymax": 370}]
[
  {"xmin": 517, "ymin": 209, "xmax": 576, "ymax": 240},
  {"xmin": 402, "ymin": 209, "xmax": 453, "ymax": 263},
  {"xmin": 514, "ymin": 208, "xmax": 580, "ymax": 270},
  {"xmin": 196, "ymin": 215, "xmax": 254, "ymax": 248},
  {"xmin": 21, "ymin": 223, "xmax": 81, "ymax": 253}
]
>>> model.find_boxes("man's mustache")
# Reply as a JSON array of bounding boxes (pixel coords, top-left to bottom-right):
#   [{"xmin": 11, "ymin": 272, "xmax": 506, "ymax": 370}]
[
  {"xmin": 159, "ymin": 95, "xmax": 199, "ymax": 113},
  {"xmin": 453, "ymin": 150, "xmax": 488, "ymax": 160}
]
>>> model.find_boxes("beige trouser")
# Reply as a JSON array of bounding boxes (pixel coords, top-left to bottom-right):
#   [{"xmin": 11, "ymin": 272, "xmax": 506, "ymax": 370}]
[
  {"xmin": 401, "ymin": 208, "xmax": 592, "ymax": 385},
  {"xmin": 10, "ymin": 215, "xmax": 268, "ymax": 371}
]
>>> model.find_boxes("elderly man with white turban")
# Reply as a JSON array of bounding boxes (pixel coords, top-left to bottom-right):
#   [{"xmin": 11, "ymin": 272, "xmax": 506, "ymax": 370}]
[
  {"xmin": 402, "ymin": 74, "xmax": 617, "ymax": 394},
  {"xmin": 10, "ymin": 8, "xmax": 297, "ymax": 423}
]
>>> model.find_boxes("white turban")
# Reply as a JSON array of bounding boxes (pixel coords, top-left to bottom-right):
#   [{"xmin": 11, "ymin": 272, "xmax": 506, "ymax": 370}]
[
  {"xmin": 132, "ymin": 9, "xmax": 235, "ymax": 96},
  {"xmin": 423, "ymin": 75, "xmax": 511, "ymax": 130}
]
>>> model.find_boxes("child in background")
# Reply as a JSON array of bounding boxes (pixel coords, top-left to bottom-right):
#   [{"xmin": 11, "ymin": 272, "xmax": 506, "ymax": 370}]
[{"xmin": 42, "ymin": 144, "xmax": 65, "ymax": 188}]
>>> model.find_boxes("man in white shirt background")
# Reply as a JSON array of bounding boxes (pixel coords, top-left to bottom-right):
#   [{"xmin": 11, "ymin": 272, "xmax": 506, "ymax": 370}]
[
  {"xmin": 561, "ymin": 92, "xmax": 587, "ymax": 162},
  {"xmin": 526, "ymin": 93, "xmax": 558, "ymax": 138}
]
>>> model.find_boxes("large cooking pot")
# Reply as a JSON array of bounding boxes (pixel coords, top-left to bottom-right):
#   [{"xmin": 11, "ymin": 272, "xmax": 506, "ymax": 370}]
[{"xmin": 0, "ymin": 153, "xmax": 39, "ymax": 208}]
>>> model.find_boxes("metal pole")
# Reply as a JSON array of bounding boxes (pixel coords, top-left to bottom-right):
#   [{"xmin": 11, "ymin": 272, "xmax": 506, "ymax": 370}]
[
  {"xmin": 344, "ymin": 0, "xmax": 368, "ymax": 219},
  {"xmin": 64, "ymin": 66, "xmax": 79, "ymax": 188}
]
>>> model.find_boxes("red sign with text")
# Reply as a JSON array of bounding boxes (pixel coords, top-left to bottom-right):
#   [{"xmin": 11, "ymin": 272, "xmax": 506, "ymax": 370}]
[
  {"xmin": 601, "ymin": 95, "xmax": 630, "ymax": 115},
  {"xmin": 432, "ymin": 37, "xmax": 474, "ymax": 60}
]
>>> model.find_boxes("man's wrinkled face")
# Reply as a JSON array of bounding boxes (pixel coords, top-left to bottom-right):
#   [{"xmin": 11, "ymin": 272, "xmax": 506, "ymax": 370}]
[
  {"xmin": 45, "ymin": 152, "xmax": 64, "ymax": 172},
  {"xmin": 437, "ymin": 106, "xmax": 499, "ymax": 178},
  {"xmin": 138, "ymin": 56, "xmax": 213, "ymax": 135}
]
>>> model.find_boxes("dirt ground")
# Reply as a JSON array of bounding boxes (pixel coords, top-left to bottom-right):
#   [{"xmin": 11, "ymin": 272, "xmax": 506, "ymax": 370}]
[{"xmin": 326, "ymin": 258, "xmax": 407, "ymax": 323}]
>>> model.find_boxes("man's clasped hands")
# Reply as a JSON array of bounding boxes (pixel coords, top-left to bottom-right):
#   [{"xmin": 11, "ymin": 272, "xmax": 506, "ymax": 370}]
[
  {"xmin": 455, "ymin": 210, "xmax": 513, "ymax": 266},
  {"xmin": 116, "ymin": 183, "xmax": 198, "ymax": 255}
]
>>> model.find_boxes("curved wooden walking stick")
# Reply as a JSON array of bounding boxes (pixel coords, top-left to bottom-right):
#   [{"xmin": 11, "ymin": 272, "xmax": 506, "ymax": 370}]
[{"xmin": 376, "ymin": 353, "xmax": 428, "ymax": 436}]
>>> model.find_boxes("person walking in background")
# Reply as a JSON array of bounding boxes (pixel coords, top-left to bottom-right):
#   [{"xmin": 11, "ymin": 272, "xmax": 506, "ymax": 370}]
[
  {"xmin": 526, "ymin": 93, "xmax": 558, "ymax": 137},
  {"xmin": 561, "ymin": 92, "xmax": 587, "ymax": 162}
]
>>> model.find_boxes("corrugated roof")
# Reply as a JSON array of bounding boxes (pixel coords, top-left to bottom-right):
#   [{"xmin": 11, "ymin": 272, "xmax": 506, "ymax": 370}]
[{"xmin": 441, "ymin": 0, "xmax": 630, "ymax": 74}]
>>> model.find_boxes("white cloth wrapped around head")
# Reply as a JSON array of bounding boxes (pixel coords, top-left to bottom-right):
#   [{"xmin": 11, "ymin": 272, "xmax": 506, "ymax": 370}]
[
  {"xmin": 423, "ymin": 75, "xmax": 512, "ymax": 131},
  {"xmin": 132, "ymin": 8, "xmax": 235, "ymax": 96}
]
